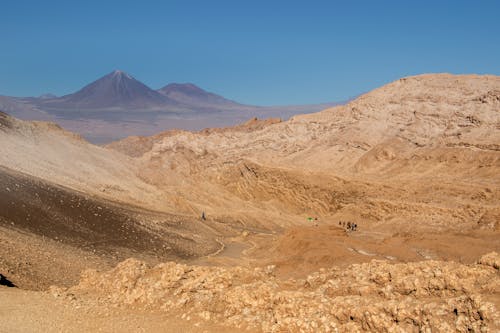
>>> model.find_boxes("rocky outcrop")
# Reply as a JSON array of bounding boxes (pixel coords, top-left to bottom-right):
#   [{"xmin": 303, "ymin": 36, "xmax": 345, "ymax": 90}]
[{"xmin": 53, "ymin": 252, "xmax": 500, "ymax": 332}]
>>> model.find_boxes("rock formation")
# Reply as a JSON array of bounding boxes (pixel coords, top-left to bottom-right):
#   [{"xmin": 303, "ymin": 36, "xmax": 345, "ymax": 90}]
[{"xmin": 53, "ymin": 252, "xmax": 500, "ymax": 332}]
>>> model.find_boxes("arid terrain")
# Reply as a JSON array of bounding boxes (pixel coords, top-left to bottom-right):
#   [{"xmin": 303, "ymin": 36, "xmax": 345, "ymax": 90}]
[{"xmin": 1, "ymin": 73, "xmax": 499, "ymax": 332}]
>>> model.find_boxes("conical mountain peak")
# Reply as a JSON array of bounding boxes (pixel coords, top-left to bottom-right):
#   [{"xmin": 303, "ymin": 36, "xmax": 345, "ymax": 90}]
[
  {"xmin": 36, "ymin": 70, "xmax": 243, "ymax": 111},
  {"xmin": 43, "ymin": 70, "xmax": 172, "ymax": 110},
  {"xmin": 109, "ymin": 70, "xmax": 132, "ymax": 80}
]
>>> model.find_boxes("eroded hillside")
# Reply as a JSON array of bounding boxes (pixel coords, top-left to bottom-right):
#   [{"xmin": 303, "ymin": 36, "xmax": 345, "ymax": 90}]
[{"xmin": 107, "ymin": 74, "xmax": 500, "ymax": 233}]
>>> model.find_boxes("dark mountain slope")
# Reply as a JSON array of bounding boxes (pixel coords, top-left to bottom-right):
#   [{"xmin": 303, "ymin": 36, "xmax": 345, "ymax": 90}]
[{"xmin": 157, "ymin": 83, "xmax": 241, "ymax": 108}]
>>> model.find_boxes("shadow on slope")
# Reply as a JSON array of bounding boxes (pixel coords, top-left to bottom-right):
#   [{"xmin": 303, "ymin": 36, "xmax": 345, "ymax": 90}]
[{"xmin": 0, "ymin": 166, "xmax": 222, "ymax": 289}]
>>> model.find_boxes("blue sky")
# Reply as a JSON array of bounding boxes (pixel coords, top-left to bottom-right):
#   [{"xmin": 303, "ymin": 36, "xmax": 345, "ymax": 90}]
[{"xmin": 1, "ymin": 0, "xmax": 499, "ymax": 105}]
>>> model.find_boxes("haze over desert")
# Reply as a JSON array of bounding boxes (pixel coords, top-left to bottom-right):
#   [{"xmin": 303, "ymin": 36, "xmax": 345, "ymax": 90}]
[{"xmin": 1, "ymin": 1, "xmax": 499, "ymax": 332}]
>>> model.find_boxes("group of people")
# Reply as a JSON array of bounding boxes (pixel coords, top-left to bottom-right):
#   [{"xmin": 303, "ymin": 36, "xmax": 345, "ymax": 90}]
[
  {"xmin": 201, "ymin": 211, "xmax": 358, "ymax": 233},
  {"xmin": 339, "ymin": 220, "xmax": 357, "ymax": 231}
]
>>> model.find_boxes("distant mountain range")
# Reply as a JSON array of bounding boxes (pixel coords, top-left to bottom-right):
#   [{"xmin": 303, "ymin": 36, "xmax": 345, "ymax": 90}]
[
  {"xmin": 10, "ymin": 70, "xmax": 252, "ymax": 113},
  {"xmin": 40, "ymin": 70, "xmax": 171, "ymax": 110},
  {"xmin": 0, "ymin": 70, "xmax": 342, "ymax": 143}
]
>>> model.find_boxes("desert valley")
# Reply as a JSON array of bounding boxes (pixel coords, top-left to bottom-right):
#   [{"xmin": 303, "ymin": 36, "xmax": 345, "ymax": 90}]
[{"xmin": 0, "ymin": 73, "xmax": 499, "ymax": 332}]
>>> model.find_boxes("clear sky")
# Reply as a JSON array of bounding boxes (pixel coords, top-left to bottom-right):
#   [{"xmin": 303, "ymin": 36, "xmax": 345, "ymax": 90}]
[{"xmin": 1, "ymin": 0, "xmax": 499, "ymax": 105}]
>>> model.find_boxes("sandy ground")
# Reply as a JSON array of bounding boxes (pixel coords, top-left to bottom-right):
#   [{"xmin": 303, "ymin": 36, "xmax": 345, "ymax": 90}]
[
  {"xmin": 0, "ymin": 286, "xmax": 248, "ymax": 333},
  {"xmin": 248, "ymin": 224, "xmax": 500, "ymax": 279}
]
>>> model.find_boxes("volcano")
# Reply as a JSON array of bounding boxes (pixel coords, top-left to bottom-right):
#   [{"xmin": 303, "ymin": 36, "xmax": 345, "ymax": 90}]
[{"xmin": 40, "ymin": 70, "xmax": 173, "ymax": 110}]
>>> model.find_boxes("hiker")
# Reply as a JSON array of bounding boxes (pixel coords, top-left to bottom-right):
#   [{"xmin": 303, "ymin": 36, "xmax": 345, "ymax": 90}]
[
  {"xmin": 201, "ymin": 211, "xmax": 206, "ymax": 221},
  {"xmin": 347, "ymin": 222, "xmax": 351, "ymax": 230}
]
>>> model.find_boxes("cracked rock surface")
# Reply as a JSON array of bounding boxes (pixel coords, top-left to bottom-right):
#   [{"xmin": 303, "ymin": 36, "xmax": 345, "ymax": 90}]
[{"xmin": 54, "ymin": 252, "xmax": 500, "ymax": 332}]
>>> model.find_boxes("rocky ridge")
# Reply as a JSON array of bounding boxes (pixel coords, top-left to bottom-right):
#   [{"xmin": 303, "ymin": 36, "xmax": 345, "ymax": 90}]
[{"xmin": 53, "ymin": 252, "xmax": 500, "ymax": 332}]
